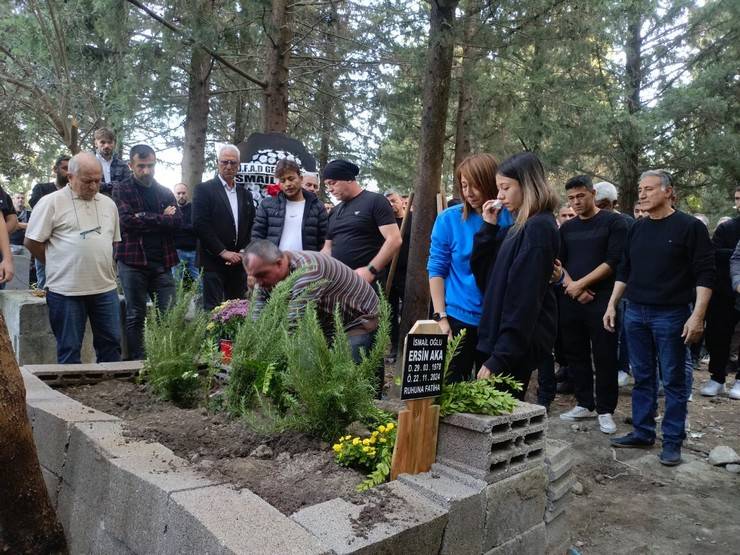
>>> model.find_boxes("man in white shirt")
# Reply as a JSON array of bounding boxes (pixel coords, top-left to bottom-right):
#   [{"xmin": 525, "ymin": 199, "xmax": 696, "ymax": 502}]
[
  {"xmin": 94, "ymin": 127, "xmax": 131, "ymax": 195},
  {"xmin": 251, "ymin": 159, "xmax": 328, "ymax": 254},
  {"xmin": 24, "ymin": 152, "xmax": 122, "ymax": 363}
]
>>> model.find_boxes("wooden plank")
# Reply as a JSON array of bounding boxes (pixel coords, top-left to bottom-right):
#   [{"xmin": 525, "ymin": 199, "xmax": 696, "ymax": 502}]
[{"xmin": 390, "ymin": 320, "xmax": 444, "ymax": 479}]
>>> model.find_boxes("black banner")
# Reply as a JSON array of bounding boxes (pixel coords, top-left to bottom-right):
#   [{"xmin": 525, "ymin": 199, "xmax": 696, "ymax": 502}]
[{"xmin": 400, "ymin": 333, "xmax": 447, "ymax": 400}]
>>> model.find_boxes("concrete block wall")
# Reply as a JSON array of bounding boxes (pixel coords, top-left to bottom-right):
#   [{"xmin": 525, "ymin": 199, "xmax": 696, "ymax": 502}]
[
  {"xmin": 544, "ymin": 439, "xmax": 575, "ymax": 555},
  {"xmin": 24, "ymin": 365, "xmax": 563, "ymax": 555},
  {"xmin": 0, "ymin": 290, "xmax": 126, "ymax": 364}
]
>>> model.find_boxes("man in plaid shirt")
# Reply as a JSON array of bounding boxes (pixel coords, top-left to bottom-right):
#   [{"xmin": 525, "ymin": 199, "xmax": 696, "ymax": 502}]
[{"xmin": 113, "ymin": 144, "xmax": 181, "ymax": 360}]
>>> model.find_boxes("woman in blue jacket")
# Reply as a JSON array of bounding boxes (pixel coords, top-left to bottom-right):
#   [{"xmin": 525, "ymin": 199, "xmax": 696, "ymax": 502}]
[
  {"xmin": 428, "ymin": 154, "xmax": 514, "ymax": 383},
  {"xmin": 473, "ymin": 152, "xmax": 560, "ymax": 398}
]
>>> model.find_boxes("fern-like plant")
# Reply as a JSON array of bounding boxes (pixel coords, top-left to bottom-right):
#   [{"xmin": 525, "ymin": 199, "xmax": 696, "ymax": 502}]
[
  {"xmin": 282, "ymin": 295, "xmax": 391, "ymax": 441},
  {"xmin": 141, "ymin": 281, "xmax": 210, "ymax": 407}
]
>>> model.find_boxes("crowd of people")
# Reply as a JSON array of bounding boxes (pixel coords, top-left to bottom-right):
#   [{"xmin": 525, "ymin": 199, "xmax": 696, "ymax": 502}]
[{"xmin": 2, "ymin": 129, "xmax": 738, "ymax": 468}]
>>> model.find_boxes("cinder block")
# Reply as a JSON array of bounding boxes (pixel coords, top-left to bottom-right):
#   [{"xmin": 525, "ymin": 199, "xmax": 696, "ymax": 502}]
[
  {"xmin": 546, "ymin": 472, "xmax": 576, "ymax": 503},
  {"xmin": 21, "ymin": 369, "xmax": 68, "ymax": 403},
  {"xmin": 546, "ymin": 510, "xmax": 571, "ymax": 555},
  {"xmin": 15, "ymin": 333, "xmax": 59, "ymax": 365},
  {"xmin": 399, "ymin": 470, "xmax": 486, "ymax": 554},
  {"xmin": 484, "ymin": 522, "xmax": 546, "ymax": 555},
  {"xmin": 168, "ymin": 485, "xmax": 329, "ymax": 555},
  {"xmin": 483, "ymin": 466, "xmax": 547, "ymax": 550},
  {"xmin": 438, "ymin": 403, "xmax": 547, "ymax": 484},
  {"xmin": 27, "ymin": 397, "xmax": 119, "ymax": 475},
  {"xmin": 292, "ymin": 481, "xmax": 447, "ymax": 554},
  {"xmin": 41, "ymin": 466, "xmax": 60, "ymax": 508},
  {"xmin": 545, "ymin": 491, "xmax": 571, "ymax": 523},
  {"xmin": 545, "ymin": 439, "xmax": 574, "ymax": 482},
  {"xmin": 431, "ymin": 462, "xmax": 489, "ymax": 490}
]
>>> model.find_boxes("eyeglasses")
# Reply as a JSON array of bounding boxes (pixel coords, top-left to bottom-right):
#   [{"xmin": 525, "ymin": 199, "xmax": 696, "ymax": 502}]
[
  {"xmin": 80, "ymin": 226, "xmax": 102, "ymax": 239},
  {"xmin": 219, "ymin": 160, "xmax": 239, "ymax": 167}
]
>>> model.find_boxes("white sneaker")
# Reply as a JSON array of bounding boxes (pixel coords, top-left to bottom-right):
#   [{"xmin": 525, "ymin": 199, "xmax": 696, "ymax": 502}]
[
  {"xmin": 729, "ymin": 382, "xmax": 740, "ymax": 400},
  {"xmin": 598, "ymin": 413, "xmax": 617, "ymax": 434},
  {"xmin": 688, "ymin": 393, "xmax": 693, "ymax": 402},
  {"xmin": 617, "ymin": 370, "xmax": 631, "ymax": 387},
  {"xmin": 560, "ymin": 406, "xmax": 597, "ymax": 421},
  {"xmin": 699, "ymin": 379, "xmax": 726, "ymax": 397}
]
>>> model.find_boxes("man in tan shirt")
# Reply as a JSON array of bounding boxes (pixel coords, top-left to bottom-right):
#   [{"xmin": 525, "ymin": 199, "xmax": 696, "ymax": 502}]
[{"xmin": 25, "ymin": 152, "xmax": 122, "ymax": 363}]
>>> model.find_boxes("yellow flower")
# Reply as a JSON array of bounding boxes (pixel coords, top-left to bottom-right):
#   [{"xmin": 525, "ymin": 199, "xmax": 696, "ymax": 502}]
[
  {"xmin": 386, "ymin": 423, "xmax": 395, "ymax": 431},
  {"xmin": 206, "ymin": 322, "xmax": 216, "ymax": 331},
  {"xmin": 352, "ymin": 438, "xmax": 361, "ymax": 446},
  {"xmin": 362, "ymin": 439, "xmax": 370, "ymax": 446},
  {"xmin": 371, "ymin": 431, "xmax": 379, "ymax": 437},
  {"xmin": 380, "ymin": 438, "xmax": 387, "ymax": 443},
  {"xmin": 362, "ymin": 446, "xmax": 370, "ymax": 453},
  {"xmin": 378, "ymin": 425, "xmax": 386, "ymax": 433},
  {"xmin": 368, "ymin": 437, "xmax": 376, "ymax": 445},
  {"xmin": 332, "ymin": 444, "xmax": 341, "ymax": 453}
]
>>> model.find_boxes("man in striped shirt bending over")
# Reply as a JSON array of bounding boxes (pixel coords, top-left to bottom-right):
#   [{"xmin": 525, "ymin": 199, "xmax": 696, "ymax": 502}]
[{"xmin": 243, "ymin": 239, "xmax": 380, "ymax": 365}]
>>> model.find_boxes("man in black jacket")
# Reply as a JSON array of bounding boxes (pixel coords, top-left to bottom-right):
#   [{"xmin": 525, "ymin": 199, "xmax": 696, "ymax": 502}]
[
  {"xmin": 251, "ymin": 159, "xmax": 327, "ymax": 252},
  {"xmin": 192, "ymin": 144, "xmax": 255, "ymax": 310},
  {"xmin": 172, "ymin": 183, "xmax": 200, "ymax": 285}
]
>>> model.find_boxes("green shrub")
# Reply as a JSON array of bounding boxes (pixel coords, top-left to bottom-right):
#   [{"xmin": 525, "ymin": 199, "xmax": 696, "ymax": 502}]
[
  {"xmin": 141, "ymin": 282, "xmax": 210, "ymax": 407},
  {"xmin": 282, "ymin": 295, "xmax": 391, "ymax": 442}
]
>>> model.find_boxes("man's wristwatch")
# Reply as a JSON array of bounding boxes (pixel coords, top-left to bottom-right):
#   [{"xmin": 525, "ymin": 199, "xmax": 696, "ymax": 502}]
[
  {"xmin": 432, "ymin": 312, "xmax": 447, "ymax": 322},
  {"xmin": 367, "ymin": 263, "xmax": 379, "ymax": 276}
]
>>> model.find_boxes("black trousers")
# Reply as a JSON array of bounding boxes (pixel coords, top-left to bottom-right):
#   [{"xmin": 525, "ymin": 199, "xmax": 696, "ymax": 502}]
[
  {"xmin": 559, "ymin": 294, "xmax": 618, "ymax": 414},
  {"xmin": 706, "ymin": 295, "xmax": 740, "ymax": 384},
  {"xmin": 447, "ymin": 315, "xmax": 487, "ymax": 384},
  {"xmin": 202, "ymin": 266, "xmax": 247, "ymax": 311}
]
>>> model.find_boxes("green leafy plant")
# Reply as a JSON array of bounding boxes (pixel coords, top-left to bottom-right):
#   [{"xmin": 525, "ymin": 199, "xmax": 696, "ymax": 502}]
[
  {"xmin": 438, "ymin": 375, "xmax": 522, "ymax": 417},
  {"xmin": 333, "ymin": 421, "xmax": 397, "ymax": 491},
  {"xmin": 142, "ymin": 282, "xmax": 210, "ymax": 407},
  {"xmin": 281, "ymin": 295, "xmax": 391, "ymax": 441}
]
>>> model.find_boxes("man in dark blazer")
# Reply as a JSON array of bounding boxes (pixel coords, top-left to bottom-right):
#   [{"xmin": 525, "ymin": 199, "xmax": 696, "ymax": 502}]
[{"xmin": 192, "ymin": 144, "xmax": 255, "ymax": 310}]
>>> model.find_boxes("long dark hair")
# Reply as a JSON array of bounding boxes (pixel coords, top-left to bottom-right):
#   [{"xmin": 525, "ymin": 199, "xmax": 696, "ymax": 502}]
[{"xmin": 498, "ymin": 152, "xmax": 559, "ymax": 228}]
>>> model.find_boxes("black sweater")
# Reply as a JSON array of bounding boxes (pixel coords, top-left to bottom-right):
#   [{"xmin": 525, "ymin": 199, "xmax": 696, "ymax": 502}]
[
  {"xmin": 251, "ymin": 190, "xmax": 328, "ymax": 252},
  {"xmin": 473, "ymin": 212, "xmax": 560, "ymax": 373},
  {"xmin": 712, "ymin": 216, "xmax": 740, "ymax": 298},
  {"xmin": 616, "ymin": 210, "xmax": 715, "ymax": 305}
]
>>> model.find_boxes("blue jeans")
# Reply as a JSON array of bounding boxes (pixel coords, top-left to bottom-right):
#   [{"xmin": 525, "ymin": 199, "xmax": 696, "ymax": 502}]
[
  {"xmin": 118, "ymin": 261, "xmax": 176, "ymax": 360},
  {"xmin": 172, "ymin": 249, "xmax": 200, "ymax": 287},
  {"xmin": 35, "ymin": 258, "xmax": 46, "ymax": 289},
  {"xmin": 46, "ymin": 289, "xmax": 122, "ymax": 363},
  {"xmin": 624, "ymin": 302, "xmax": 689, "ymax": 446}
]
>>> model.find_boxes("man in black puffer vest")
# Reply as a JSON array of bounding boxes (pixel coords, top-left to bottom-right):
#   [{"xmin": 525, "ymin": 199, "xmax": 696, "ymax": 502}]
[{"xmin": 252, "ymin": 159, "xmax": 328, "ymax": 252}]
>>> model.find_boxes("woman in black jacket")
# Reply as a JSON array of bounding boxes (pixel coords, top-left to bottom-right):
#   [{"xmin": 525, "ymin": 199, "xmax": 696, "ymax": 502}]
[
  {"xmin": 251, "ymin": 159, "xmax": 328, "ymax": 252},
  {"xmin": 472, "ymin": 152, "xmax": 560, "ymax": 398}
]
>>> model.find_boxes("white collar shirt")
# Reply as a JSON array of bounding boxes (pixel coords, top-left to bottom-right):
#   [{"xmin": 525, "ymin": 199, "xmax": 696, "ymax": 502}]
[{"xmin": 218, "ymin": 174, "xmax": 239, "ymax": 233}]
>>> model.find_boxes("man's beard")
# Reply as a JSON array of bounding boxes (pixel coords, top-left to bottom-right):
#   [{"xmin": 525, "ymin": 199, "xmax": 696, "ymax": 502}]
[{"xmin": 177, "ymin": 198, "xmax": 187, "ymax": 206}]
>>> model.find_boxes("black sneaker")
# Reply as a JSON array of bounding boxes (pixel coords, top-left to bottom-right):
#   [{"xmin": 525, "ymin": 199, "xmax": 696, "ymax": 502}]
[
  {"xmin": 658, "ymin": 443, "xmax": 682, "ymax": 466},
  {"xmin": 610, "ymin": 433, "xmax": 655, "ymax": 448}
]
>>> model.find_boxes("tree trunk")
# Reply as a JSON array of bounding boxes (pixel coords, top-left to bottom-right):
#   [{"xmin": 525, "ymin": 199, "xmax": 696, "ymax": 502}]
[
  {"xmin": 0, "ymin": 314, "xmax": 68, "ymax": 554},
  {"xmin": 620, "ymin": 5, "xmax": 642, "ymax": 211},
  {"xmin": 452, "ymin": 0, "xmax": 479, "ymax": 195},
  {"xmin": 316, "ymin": 4, "xmax": 340, "ymax": 199},
  {"xmin": 181, "ymin": 44, "xmax": 212, "ymax": 192},
  {"xmin": 262, "ymin": 0, "xmax": 292, "ymax": 133},
  {"xmin": 399, "ymin": 0, "xmax": 459, "ymax": 357}
]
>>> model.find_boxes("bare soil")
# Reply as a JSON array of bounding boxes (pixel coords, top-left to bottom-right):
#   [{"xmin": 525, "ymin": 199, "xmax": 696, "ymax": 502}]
[
  {"xmin": 60, "ymin": 380, "xmax": 364, "ymax": 515},
  {"xmin": 527, "ymin": 363, "xmax": 740, "ymax": 555}
]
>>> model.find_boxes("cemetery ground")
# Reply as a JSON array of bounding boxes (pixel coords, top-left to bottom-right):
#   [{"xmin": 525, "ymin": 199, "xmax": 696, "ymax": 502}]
[
  {"xmin": 59, "ymin": 359, "xmax": 740, "ymax": 554},
  {"xmin": 540, "ymin": 362, "xmax": 740, "ymax": 555}
]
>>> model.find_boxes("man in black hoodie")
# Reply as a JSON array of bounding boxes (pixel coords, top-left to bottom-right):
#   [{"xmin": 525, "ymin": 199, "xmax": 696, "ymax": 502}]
[{"xmin": 251, "ymin": 159, "xmax": 328, "ymax": 253}]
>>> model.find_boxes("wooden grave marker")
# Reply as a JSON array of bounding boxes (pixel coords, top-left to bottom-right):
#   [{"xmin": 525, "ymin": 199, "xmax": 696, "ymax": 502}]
[{"xmin": 390, "ymin": 320, "xmax": 447, "ymax": 480}]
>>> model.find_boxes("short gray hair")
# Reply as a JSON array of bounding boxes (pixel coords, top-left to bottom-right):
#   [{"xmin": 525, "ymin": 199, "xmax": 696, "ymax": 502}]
[
  {"xmin": 243, "ymin": 239, "xmax": 282, "ymax": 263},
  {"xmin": 384, "ymin": 190, "xmax": 401, "ymax": 197},
  {"xmin": 218, "ymin": 144, "xmax": 241, "ymax": 161},
  {"xmin": 640, "ymin": 170, "xmax": 673, "ymax": 190},
  {"xmin": 594, "ymin": 181, "xmax": 618, "ymax": 202},
  {"xmin": 68, "ymin": 152, "xmax": 102, "ymax": 175}
]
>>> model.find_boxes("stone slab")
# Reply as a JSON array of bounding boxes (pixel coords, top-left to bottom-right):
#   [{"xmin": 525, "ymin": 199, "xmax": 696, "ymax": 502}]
[
  {"xmin": 399, "ymin": 470, "xmax": 486, "ymax": 555},
  {"xmin": 168, "ymin": 485, "xmax": 329, "ymax": 555},
  {"xmin": 545, "ymin": 510, "xmax": 571, "ymax": 555},
  {"xmin": 484, "ymin": 522, "xmax": 546, "ymax": 555},
  {"xmin": 544, "ymin": 439, "xmax": 573, "ymax": 469},
  {"xmin": 545, "ymin": 492, "xmax": 571, "ymax": 523},
  {"xmin": 546, "ymin": 472, "xmax": 576, "ymax": 502},
  {"xmin": 27, "ymin": 397, "xmax": 119, "ymax": 475},
  {"xmin": 41, "ymin": 466, "xmax": 60, "ymax": 508},
  {"xmin": 22, "ymin": 368, "xmax": 68, "ymax": 403},
  {"xmin": 484, "ymin": 466, "xmax": 547, "ymax": 550},
  {"xmin": 292, "ymin": 481, "xmax": 447, "ymax": 554}
]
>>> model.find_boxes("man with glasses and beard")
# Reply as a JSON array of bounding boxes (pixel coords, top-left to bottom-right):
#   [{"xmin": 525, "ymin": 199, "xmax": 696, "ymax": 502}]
[{"xmin": 192, "ymin": 144, "xmax": 255, "ymax": 310}]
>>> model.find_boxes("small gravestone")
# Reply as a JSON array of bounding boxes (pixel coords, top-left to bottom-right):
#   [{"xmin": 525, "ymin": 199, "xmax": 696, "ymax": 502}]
[{"xmin": 391, "ymin": 321, "xmax": 446, "ymax": 480}]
